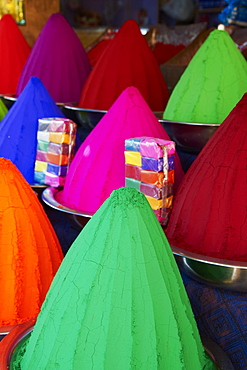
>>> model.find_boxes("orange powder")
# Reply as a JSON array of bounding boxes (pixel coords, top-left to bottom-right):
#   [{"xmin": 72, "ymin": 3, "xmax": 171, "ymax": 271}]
[{"xmin": 0, "ymin": 158, "xmax": 63, "ymax": 326}]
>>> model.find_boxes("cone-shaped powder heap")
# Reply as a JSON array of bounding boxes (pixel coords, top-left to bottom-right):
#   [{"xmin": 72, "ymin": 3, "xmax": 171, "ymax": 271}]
[
  {"xmin": 163, "ymin": 29, "xmax": 247, "ymax": 124},
  {"xmin": 0, "ymin": 158, "xmax": 63, "ymax": 326},
  {"xmin": 0, "ymin": 98, "xmax": 7, "ymax": 121},
  {"xmin": 0, "ymin": 14, "xmax": 31, "ymax": 95},
  {"xmin": 166, "ymin": 93, "xmax": 247, "ymax": 262},
  {"xmin": 59, "ymin": 86, "xmax": 184, "ymax": 215},
  {"xmin": 0, "ymin": 76, "xmax": 65, "ymax": 184},
  {"xmin": 78, "ymin": 19, "xmax": 169, "ymax": 111},
  {"xmin": 21, "ymin": 187, "xmax": 215, "ymax": 370},
  {"xmin": 16, "ymin": 13, "xmax": 91, "ymax": 103}
]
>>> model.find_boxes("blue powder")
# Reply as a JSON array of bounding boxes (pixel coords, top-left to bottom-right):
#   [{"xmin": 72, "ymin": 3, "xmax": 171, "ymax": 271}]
[{"xmin": 0, "ymin": 77, "xmax": 65, "ymax": 184}]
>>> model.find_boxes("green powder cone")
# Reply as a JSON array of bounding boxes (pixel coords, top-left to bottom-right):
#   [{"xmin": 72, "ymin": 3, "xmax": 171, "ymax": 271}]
[
  {"xmin": 0, "ymin": 98, "xmax": 7, "ymax": 121},
  {"xmin": 163, "ymin": 29, "xmax": 247, "ymax": 124},
  {"xmin": 21, "ymin": 188, "xmax": 215, "ymax": 369}
]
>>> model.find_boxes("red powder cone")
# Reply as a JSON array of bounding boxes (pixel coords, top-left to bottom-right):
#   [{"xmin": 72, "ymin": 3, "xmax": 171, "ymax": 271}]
[
  {"xmin": 78, "ymin": 19, "xmax": 169, "ymax": 111},
  {"xmin": 87, "ymin": 39, "xmax": 112, "ymax": 67},
  {"xmin": 0, "ymin": 158, "xmax": 63, "ymax": 326},
  {"xmin": 0, "ymin": 14, "xmax": 31, "ymax": 94},
  {"xmin": 166, "ymin": 93, "xmax": 247, "ymax": 262},
  {"xmin": 152, "ymin": 42, "xmax": 185, "ymax": 65}
]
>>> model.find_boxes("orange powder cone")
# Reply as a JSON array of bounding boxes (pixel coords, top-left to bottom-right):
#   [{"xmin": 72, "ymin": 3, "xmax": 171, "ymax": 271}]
[{"xmin": 0, "ymin": 158, "xmax": 63, "ymax": 326}]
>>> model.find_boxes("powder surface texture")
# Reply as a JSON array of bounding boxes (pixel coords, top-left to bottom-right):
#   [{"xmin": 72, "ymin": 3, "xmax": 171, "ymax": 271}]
[
  {"xmin": 0, "ymin": 14, "xmax": 31, "ymax": 95},
  {"xmin": 59, "ymin": 86, "xmax": 184, "ymax": 214},
  {"xmin": 0, "ymin": 158, "xmax": 63, "ymax": 326},
  {"xmin": 163, "ymin": 29, "xmax": 247, "ymax": 124},
  {"xmin": 87, "ymin": 39, "xmax": 112, "ymax": 67},
  {"xmin": 152, "ymin": 42, "xmax": 185, "ymax": 65},
  {"xmin": 0, "ymin": 98, "xmax": 7, "ymax": 121},
  {"xmin": 166, "ymin": 93, "xmax": 247, "ymax": 262},
  {"xmin": 0, "ymin": 76, "xmax": 65, "ymax": 184},
  {"xmin": 21, "ymin": 187, "xmax": 215, "ymax": 370},
  {"xmin": 78, "ymin": 19, "xmax": 169, "ymax": 112},
  {"xmin": 16, "ymin": 13, "xmax": 91, "ymax": 104}
]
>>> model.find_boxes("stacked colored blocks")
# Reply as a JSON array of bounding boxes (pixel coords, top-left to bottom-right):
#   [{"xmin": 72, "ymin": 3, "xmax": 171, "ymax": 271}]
[
  {"xmin": 34, "ymin": 118, "xmax": 77, "ymax": 187},
  {"xmin": 124, "ymin": 137, "xmax": 175, "ymax": 225}
]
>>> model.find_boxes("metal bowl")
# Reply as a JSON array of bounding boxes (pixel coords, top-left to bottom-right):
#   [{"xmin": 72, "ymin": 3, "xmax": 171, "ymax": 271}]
[
  {"xmin": 42, "ymin": 186, "xmax": 93, "ymax": 229},
  {"xmin": 63, "ymin": 104, "xmax": 164, "ymax": 131},
  {"xmin": 0, "ymin": 318, "xmax": 233, "ymax": 370},
  {"xmin": 159, "ymin": 119, "xmax": 220, "ymax": 154},
  {"xmin": 171, "ymin": 245, "xmax": 247, "ymax": 292}
]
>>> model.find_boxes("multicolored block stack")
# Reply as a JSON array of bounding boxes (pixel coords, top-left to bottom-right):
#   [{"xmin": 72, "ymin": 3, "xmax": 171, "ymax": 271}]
[
  {"xmin": 34, "ymin": 118, "xmax": 77, "ymax": 187},
  {"xmin": 124, "ymin": 137, "xmax": 175, "ymax": 225}
]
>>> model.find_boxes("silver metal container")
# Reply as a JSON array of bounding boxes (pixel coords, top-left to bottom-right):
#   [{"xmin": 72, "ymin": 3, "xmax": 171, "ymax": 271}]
[
  {"xmin": 159, "ymin": 119, "xmax": 220, "ymax": 154},
  {"xmin": 172, "ymin": 245, "xmax": 247, "ymax": 292}
]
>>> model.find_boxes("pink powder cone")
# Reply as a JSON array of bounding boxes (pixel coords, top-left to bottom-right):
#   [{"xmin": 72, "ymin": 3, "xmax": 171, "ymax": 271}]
[
  {"xmin": 59, "ymin": 86, "xmax": 183, "ymax": 214},
  {"xmin": 0, "ymin": 14, "xmax": 31, "ymax": 95},
  {"xmin": 166, "ymin": 93, "xmax": 247, "ymax": 262},
  {"xmin": 16, "ymin": 13, "xmax": 91, "ymax": 103},
  {"xmin": 78, "ymin": 19, "xmax": 169, "ymax": 112}
]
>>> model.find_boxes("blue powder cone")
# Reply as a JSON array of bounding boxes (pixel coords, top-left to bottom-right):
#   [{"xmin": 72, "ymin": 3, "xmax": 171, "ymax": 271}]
[{"xmin": 0, "ymin": 76, "xmax": 65, "ymax": 184}]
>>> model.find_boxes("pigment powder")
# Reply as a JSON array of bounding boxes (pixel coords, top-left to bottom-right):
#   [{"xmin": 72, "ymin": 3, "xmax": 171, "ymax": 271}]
[
  {"xmin": 20, "ymin": 187, "xmax": 215, "ymax": 370},
  {"xmin": 152, "ymin": 42, "xmax": 185, "ymax": 65},
  {"xmin": 163, "ymin": 29, "xmax": 247, "ymax": 124},
  {"xmin": 16, "ymin": 13, "xmax": 91, "ymax": 104},
  {"xmin": 0, "ymin": 14, "xmax": 31, "ymax": 95},
  {"xmin": 59, "ymin": 86, "xmax": 184, "ymax": 215},
  {"xmin": 87, "ymin": 38, "xmax": 112, "ymax": 67},
  {"xmin": 78, "ymin": 19, "xmax": 169, "ymax": 112},
  {"xmin": 166, "ymin": 93, "xmax": 247, "ymax": 262},
  {"xmin": 0, "ymin": 98, "xmax": 7, "ymax": 121},
  {"xmin": 0, "ymin": 158, "xmax": 63, "ymax": 326},
  {"xmin": 0, "ymin": 76, "xmax": 65, "ymax": 184}
]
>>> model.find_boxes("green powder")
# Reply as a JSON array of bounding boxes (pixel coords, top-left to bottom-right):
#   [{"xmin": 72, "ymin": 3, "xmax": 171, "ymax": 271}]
[
  {"xmin": 163, "ymin": 29, "xmax": 247, "ymax": 124},
  {"xmin": 20, "ymin": 188, "xmax": 215, "ymax": 369}
]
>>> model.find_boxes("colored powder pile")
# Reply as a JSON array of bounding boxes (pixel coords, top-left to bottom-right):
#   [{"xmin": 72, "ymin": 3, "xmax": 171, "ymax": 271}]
[
  {"xmin": 20, "ymin": 187, "xmax": 215, "ymax": 370},
  {"xmin": 87, "ymin": 38, "xmax": 112, "ymax": 67},
  {"xmin": 152, "ymin": 42, "xmax": 185, "ymax": 65},
  {"xmin": 16, "ymin": 13, "xmax": 91, "ymax": 104},
  {"xmin": 0, "ymin": 158, "xmax": 63, "ymax": 326},
  {"xmin": 59, "ymin": 86, "xmax": 184, "ymax": 215},
  {"xmin": 0, "ymin": 76, "xmax": 65, "ymax": 184},
  {"xmin": 166, "ymin": 93, "xmax": 247, "ymax": 262},
  {"xmin": 78, "ymin": 19, "xmax": 169, "ymax": 112},
  {"xmin": 0, "ymin": 14, "xmax": 31, "ymax": 95},
  {"xmin": 163, "ymin": 29, "xmax": 247, "ymax": 124},
  {"xmin": 0, "ymin": 98, "xmax": 7, "ymax": 121}
]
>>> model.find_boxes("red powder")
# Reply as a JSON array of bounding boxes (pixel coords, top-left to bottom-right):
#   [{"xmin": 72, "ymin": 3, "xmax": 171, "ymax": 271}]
[
  {"xmin": 87, "ymin": 39, "xmax": 112, "ymax": 67},
  {"xmin": 166, "ymin": 93, "xmax": 247, "ymax": 262},
  {"xmin": 152, "ymin": 42, "xmax": 185, "ymax": 65},
  {"xmin": 78, "ymin": 20, "xmax": 169, "ymax": 112},
  {"xmin": 0, "ymin": 14, "xmax": 31, "ymax": 94},
  {"xmin": 0, "ymin": 158, "xmax": 63, "ymax": 326}
]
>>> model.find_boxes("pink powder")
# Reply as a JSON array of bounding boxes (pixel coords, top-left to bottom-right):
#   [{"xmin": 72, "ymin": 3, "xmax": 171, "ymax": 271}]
[
  {"xmin": 78, "ymin": 19, "xmax": 169, "ymax": 112},
  {"xmin": 166, "ymin": 93, "xmax": 247, "ymax": 262},
  {"xmin": 16, "ymin": 13, "xmax": 91, "ymax": 103},
  {"xmin": 59, "ymin": 86, "xmax": 184, "ymax": 214}
]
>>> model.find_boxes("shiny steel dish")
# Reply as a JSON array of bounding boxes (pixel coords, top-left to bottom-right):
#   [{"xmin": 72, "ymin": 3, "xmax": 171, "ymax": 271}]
[
  {"xmin": 172, "ymin": 245, "xmax": 247, "ymax": 292},
  {"xmin": 159, "ymin": 119, "xmax": 220, "ymax": 154},
  {"xmin": 42, "ymin": 187, "xmax": 93, "ymax": 228}
]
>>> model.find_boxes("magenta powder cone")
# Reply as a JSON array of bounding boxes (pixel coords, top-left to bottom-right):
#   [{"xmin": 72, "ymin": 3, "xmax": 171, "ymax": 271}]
[
  {"xmin": 59, "ymin": 86, "xmax": 183, "ymax": 214},
  {"xmin": 78, "ymin": 19, "xmax": 169, "ymax": 112},
  {"xmin": 16, "ymin": 13, "xmax": 91, "ymax": 104},
  {"xmin": 0, "ymin": 14, "xmax": 31, "ymax": 94},
  {"xmin": 166, "ymin": 93, "xmax": 247, "ymax": 262}
]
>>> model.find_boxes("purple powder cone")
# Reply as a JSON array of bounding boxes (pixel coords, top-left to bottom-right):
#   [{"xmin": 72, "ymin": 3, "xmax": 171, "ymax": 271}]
[
  {"xmin": 0, "ymin": 76, "xmax": 65, "ymax": 184},
  {"xmin": 16, "ymin": 13, "xmax": 91, "ymax": 104}
]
